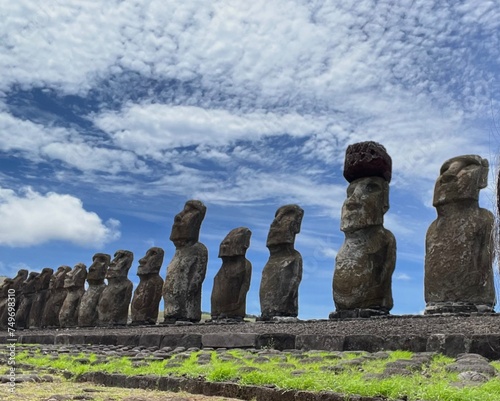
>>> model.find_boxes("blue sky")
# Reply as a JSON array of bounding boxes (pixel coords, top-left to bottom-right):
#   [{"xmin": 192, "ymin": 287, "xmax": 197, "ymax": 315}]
[{"xmin": 1, "ymin": 1, "xmax": 499, "ymax": 318}]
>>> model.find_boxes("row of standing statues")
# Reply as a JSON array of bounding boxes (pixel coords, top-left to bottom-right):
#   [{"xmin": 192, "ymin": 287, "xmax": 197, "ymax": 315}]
[{"xmin": 0, "ymin": 141, "xmax": 497, "ymax": 329}]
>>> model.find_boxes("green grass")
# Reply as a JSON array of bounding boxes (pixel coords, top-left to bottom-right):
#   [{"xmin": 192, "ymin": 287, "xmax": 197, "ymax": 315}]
[{"xmin": 14, "ymin": 347, "xmax": 500, "ymax": 401}]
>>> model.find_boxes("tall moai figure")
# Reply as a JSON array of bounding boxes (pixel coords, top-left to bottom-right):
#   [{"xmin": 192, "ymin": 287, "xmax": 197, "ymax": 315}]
[
  {"xmin": 15, "ymin": 272, "xmax": 39, "ymax": 329},
  {"xmin": 29, "ymin": 267, "xmax": 54, "ymax": 328},
  {"xmin": 211, "ymin": 227, "xmax": 252, "ymax": 321},
  {"xmin": 259, "ymin": 204, "xmax": 304, "ymax": 321},
  {"xmin": 425, "ymin": 155, "xmax": 495, "ymax": 314},
  {"xmin": 162, "ymin": 200, "xmax": 208, "ymax": 323},
  {"xmin": 78, "ymin": 253, "xmax": 110, "ymax": 327},
  {"xmin": 0, "ymin": 269, "xmax": 28, "ymax": 329},
  {"xmin": 331, "ymin": 141, "xmax": 396, "ymax": 319},
  {"xmin": 59, "ymin": 263, "xmax": 87, "ymax": 327},
  {"xmin": 41, "ymin": 266, "xmax": 71, "ymax": 328},
  {"xmin": 97, "ymin": 250, "xmax": 133, "ymax": 326},
  {"xmin": 0, "ymin": 278, "xmax": 14, "ymax": 330},
  {"xmin": 130, "ymin": 247, "xmax": 165, "ymax": 325}
]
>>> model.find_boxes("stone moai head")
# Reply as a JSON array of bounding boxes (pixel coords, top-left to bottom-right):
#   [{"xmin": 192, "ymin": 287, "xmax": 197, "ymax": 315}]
[
  {"xmin": 87, "ymin": 253, "xmax": 111, "ymax": 282},
  {"xmin": 266, "ymin": 205, "xmax": 304, "ymax": 247},
  {"xmin": 50, "ymin": 266, "xmax": 71, "ymax": 290},
  {"xmin": 106, "ymin": 250, "xmax": 133, "ymax": 279},
  {"xmin": 0, "ymin": 279, "xmax": 14, "ymax": 296},
  {"xmin": 14, "ymin": 269, "xmax": 29, "ymax": 283},
  {"xmin": 219, "ymin": 227, "xmax": 252, "ymax": 258},
  {"xmin": 170, "ymin": 200, "xmax": 207, "ymax": 247},
  {"xmin": 341, "ymin": 141, "xmax": 391, "ymax": 233},
  {"xmin": 23, "ymin": 272, "xmax": 39, "ymax": 294},
  {"xmin": 36, "ymin": 268, "xmax": 54, "ymax": 291},
  {"xmin": 137, "ymin": 247, "xmax": 165, "ymax": 275},
  {"xmin": 64, "ymin": 263, "xmax": 87, "ymax": 289},
  {"xmin": 433, "ymin": 155, "xmax": 489, "ymax": 207}
]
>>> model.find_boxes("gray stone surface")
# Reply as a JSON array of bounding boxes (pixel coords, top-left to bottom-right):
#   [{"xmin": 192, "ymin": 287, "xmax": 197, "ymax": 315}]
[
  {"xmin": 15, "ymin": 271, "xmax": 39, "ymax": 329},
  {"xmin": 163, "ymin": 200, "xmax": 208, "ymax": 323},
  {"xmin": 211, "ymin": 227, "xmax": 252, "ymax": 321},
  {"xmin": 425, "ymin": 155, "xmax": 495, "ymax": 314},
  {"xmin": 202, "ymin": 333, "xmax": 257, "ymax": 348},
  {"xmin": 98, "ymin": 250, "xmax": 134, "ymax": 326},
  {"xmin": 59, "ymin": 263, "xmax": 87, "ymax": 327},
  {"xmin": 78, "ymin": 253, "xmax": 110, "ymax": 327},
  {"xmin": 131, "ymin": 247, "xmax": 164, "ymax": 325},
  {"xmin": 259, "ymin": 204, "xmax": 304, "ymax": 320},
  {"xmin": 41, "ymin": 266, "xmax": 71, "ymax": 328},
  {"xmin": 0, "ymin": 278, "xmax": 13, "ymax": 330},
  {"xmin": 344, "ymin": 141, "xmax": 392, "ymax": 183},
  {"xmin": 29, "ymin": 267, "xmax": 54, "ymax": 329},
  {"xmin": 0, "ymin": 270, "xmax": 28, "ymax": 329}
]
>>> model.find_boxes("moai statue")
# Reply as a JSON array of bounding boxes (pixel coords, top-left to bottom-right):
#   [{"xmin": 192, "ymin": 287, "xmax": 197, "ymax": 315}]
[
  {"xmin": 211, "ymin": 227, "xmax": 252, "ymax": 322},
  {"xmin": 130, "ymin": 247, "xmax": 165, "ymax": 325},
  {"xmin": 162, "ymin": 200, "xmax": 208, "ymax": 323},
  {"xmin": 97, "ymin": 250, "xmax": 133, "ymax": 326},
  {"xmin": 1, "ymin": 269, "xmax": 28, "ymax": 329},
  {"xmin": 259, "ymin": 204, "xmax": 304, "ymax": 321},
  {"xmin": 15, "ymin": 272, "xmax": 39, "ymax": 329},
  {"xmin": 331, "ymin": 141, "xmax": 396, "ymax": 319},
  {"xmin": 78, "ymin": 253, "xmax": 110, "ymax": 327},
  {"xmin": 29, "ymin": 267, "xmax": 54, "ymax": 328},
  {"xmin": 0, "ymin": 278, "xmax": 14, "ymax": 330},
  {"xmin": 425, "ymin": 155, "xmax": 495, "ymax": 314},
  {"xmin": 41, "ymin": 266, "xmax": 71, "ymax": 328},
  {"xmin": 59, "ymin": 263, "xmax": 87, "ymax": 327}
]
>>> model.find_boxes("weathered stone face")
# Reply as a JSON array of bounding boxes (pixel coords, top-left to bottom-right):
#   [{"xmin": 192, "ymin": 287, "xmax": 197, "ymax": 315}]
[
  {"xmin": 49, "ymin": 266, "xmax": 71, "ymax": 290},
  {"xmin": 170, "ymin": 200, "xmax": 207, "ymax": 246},
  {"xmin": 15, "ymin": 272, "xmax": 39, "ymax": 329},
  {"xmin": 87, "ymin": 253, "xmax": 110, "ymax": 282},
  {"xmin": 29, "ymin": 268, "xmax": 54, "ymax": 328},
  {"xmin": 42, "ymin": 266, "xmax": 71, "ymax": 328},
  {"xmin": 0, "ymin": 279, "xmax": 14, "ymax": 329},
  {"xmin": 106, "ymin": 250, "xmax": 133, "ymax": 279},
  {"xmin": 59, "ymin": 264, "xmax": 87, "ymax": 327},
  {"xmin": 13, "ymin": 269, "xmax": 29, "ymax": 289},
  {"xmin": 425, "ymin": 155, "xmax": 495, "ymax": 314},
  {"xmin": 212, "ymin": 227, "xmax": 252, "ymax": 320},
  {"xmin": 344, "ymin": 141, "xmax": 392, "ymax": 183},
  {"xmin": 266, "ymin": 204, "xmax": 304, "ymax": 247},
  {"xmin": 137, "ymin": 247, "xmax": 164, "ymax": 275},
  {"xmin": 64, "ymin": 263, "xmax": 87, "ymax": 288},
  {"xmin": 260, "ymin": 205, "xmax": 304, "ymax": 319},
  {"xmin": 340, "ymin": 177, "xmax": 389, "ymax": 233}
]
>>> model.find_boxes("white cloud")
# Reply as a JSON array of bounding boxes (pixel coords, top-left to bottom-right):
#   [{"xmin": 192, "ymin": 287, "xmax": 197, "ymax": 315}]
[
  {"xmin": 395, "ymin": 273, "xmax": 412, "ymax": 281},
  {"xmin": 0, "ymin": 186, "xmax": 120, "ymax": 247}
]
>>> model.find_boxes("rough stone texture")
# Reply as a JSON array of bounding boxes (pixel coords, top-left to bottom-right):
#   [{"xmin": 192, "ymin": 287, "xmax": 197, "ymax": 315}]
[
  {"xmin": 163, "ymin": 200, "xmax": 208, "ymax": 323},
  {"xmin": 202, "ymin": 333, "xmax": 257, "ymax": 348},
  {"xmin": 28, "ymin": 267, "xmax": 54, "ymax": 329},
  {"xmin": 211, "ymin": 227, "xmax": 252, "ymax": 321},
  {"xmin": 15, "ymin": 271, "xmax": 39, "ymax": 329},
  {"xmin": 0, "ymin": 269, "xmax": 28, "ymax": 329},
  {"xmin": 41, "ymin": 266, "xmax": 71, "ymax": 328},
  {"xmin": 0, "ymin": 278, "xmax": 14, "ymax": 330},
  {"xmin": 343, "ymin": 141, "xmax": 392, "ymax": 183},
  {"xmin": 78, "ymin": 253, "xmax": 110, "ymax": 327},
  {"xmin": 259, "ymin": 205, "xmax": 304, "ymax": 320},
  {"xmin": 97, "ymin": 250, "xmax": 134, "ymax": 326},
  {"xmin": 425, "ymin": 155, "xmax": 495, "ymax": 314},
  {"xmin": 59, "ymin": 263, "xmax": 87, "ymax": 328},
  {"xmin": 332, "ymin": 173, "xmax": 396, "ymax": 316},
  {"xmin": 131, "ymin": 247, "xmax": 164, "ymax": 325}
]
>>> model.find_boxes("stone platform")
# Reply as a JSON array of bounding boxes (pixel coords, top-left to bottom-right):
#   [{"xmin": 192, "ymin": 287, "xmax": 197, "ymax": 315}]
[{"xmin": 9, "ymin": 314, "xmax": 500, "ymax": 359}]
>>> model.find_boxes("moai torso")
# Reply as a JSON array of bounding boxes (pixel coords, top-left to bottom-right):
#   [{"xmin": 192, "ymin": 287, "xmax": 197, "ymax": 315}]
[
  {"xmin": 211, "ymin": 227, "xmax": 252, "ymax": 321},
  {"xmin": 259, "ymin": 205, "xmax": 304, "ymax": 320},
  {"xmin": 59, "ymin": 263, "xmax": 87, "ymax": 327},
  {"xmin": 131, "ymin": 247, "xmax": 164, "ymax": 325},
  {"xmin": 42, "ymin": 266, "xmax": 71, "ymax": 327},
  {"xmin": 15, "ymin": 272, "xmax": 39, "ymax": 329},
  {"xmin": 97, "ymin": 250, "xmax": 133, "ymax": 326},
  {"xmin": 29, "ymin": 268, "xmax": 54, "ymax": 328},
  {"xmin": 78, "ymin": 253, "xmax": 110, "ymax": 327},
  {"xmin": 163, "ymin": 200, "xmax": 208, "ymax": 323}
]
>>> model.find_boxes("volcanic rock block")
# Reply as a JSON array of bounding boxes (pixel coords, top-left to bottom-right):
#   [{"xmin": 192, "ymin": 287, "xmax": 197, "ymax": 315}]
[
  {"xmin": 59, "ymin": 263, "xmax": 87, "ymax": 327},
  {"xmin": 29, "ymin": 267, "xmax": 54, "ymax": 328},
  {"xmin": 211, "ymin": 227, "xmax": 252, "ymax": 321},
  {"xmin": 259, "ymin": 204, "xmax": 304, "ymax": 320},
  {"xmin": 343, "ymin": 141, "xmax": 392, "ymax": 183},
  {"xmin": 41, "ymin": 265, "xmax": 71, "ymax": 327}
]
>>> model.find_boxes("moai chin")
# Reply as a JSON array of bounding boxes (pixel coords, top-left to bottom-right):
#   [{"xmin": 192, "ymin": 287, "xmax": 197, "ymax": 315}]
[
  {"xmin": 259, "ymin": 204, "xmax": 304, "ymax": 321},
  {"xmin": 29, "ymin": 267, "xmax": 54, "ymax": 329},
  {"xmin": 130, "ymin": 247, "xmax": 165, "ymax": 325},
  {"xmin": 15, "ymin": 272, "xmax": 39, "ymax": 329},
  {"xmin": 331, "ymin": 141, "xmax": 396, "ymax": 319},
  {"xmin": 162, "ymin": 200, "xmax": 208, "ymax": 323},
  {"xmin": 97, "ymin": 250, "xmax": 133, "ymax": 326},
  {"xmin": 59, "ymin": 263, "xmax": 87, "ymax": 327},
  {"xmin": 425, "ymin": 155, "xmax": 495, "ymax": 314},
  {"xmin": 211, "ymin": 227, "xmax": 252, "ymax": 322},
  {"xmin": 41, "ymin": 265, "xmax": 71, "ymax": 328},
  {"xmin": 78, "ymin": 253, "xmax": 110, "ymax": 327}
]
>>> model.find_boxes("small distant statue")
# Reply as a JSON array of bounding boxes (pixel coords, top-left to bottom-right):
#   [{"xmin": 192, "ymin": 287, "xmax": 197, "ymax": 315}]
[
  {"xmin": 29, "ymin": 267, "xmax": 54, "ymax": 329},
  {"xmin": 211, "ymin": 227, "xmax": 252, "ymax": 321},
  {"xmin": 59, "ymin": 263, "xmax": 87, "ymax": 327},
  {"xmin": 15, "ymin": 272, "xmax": 39, "ymax": 329},
  {"xmin": 97, "ymin": 250, "xmax": 133, "ymax": 326},
  {"xmin": 41, "ymin": 266, "xmax": 71, "ymax": 328},
  {"xmin": 162, "ymin": 200, "xmax": 208, "ymax": 323},
  {"xmin": 130, "ymin": 247, "xmax": 165, "ymax": 325},
  {"xmin": 331, "ymin": 141, "xmax": 396, "ymax": 318},
  {"xmin": 0, "ymin": 278, "xmax": 14, "ymax": 330},
  {"xmin": 1, "ymin": 270, "xmax": 28, "ymax": 329},
  {"xmin": 259, "ymin": 204, "xmax": 304, "ymax": 320},
  {"xmin": 425, "ymin": 155, "xmax": 495, "ymax": 314},
  {"xmin": 78, "ymin": 253, "xmax": 110, "ymax": 327}
]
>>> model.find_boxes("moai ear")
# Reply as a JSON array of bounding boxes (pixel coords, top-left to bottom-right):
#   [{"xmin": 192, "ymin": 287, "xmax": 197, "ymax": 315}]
[{"xmin": 478, "ymin": 158, "xmax": 489, "ymax": 189}]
